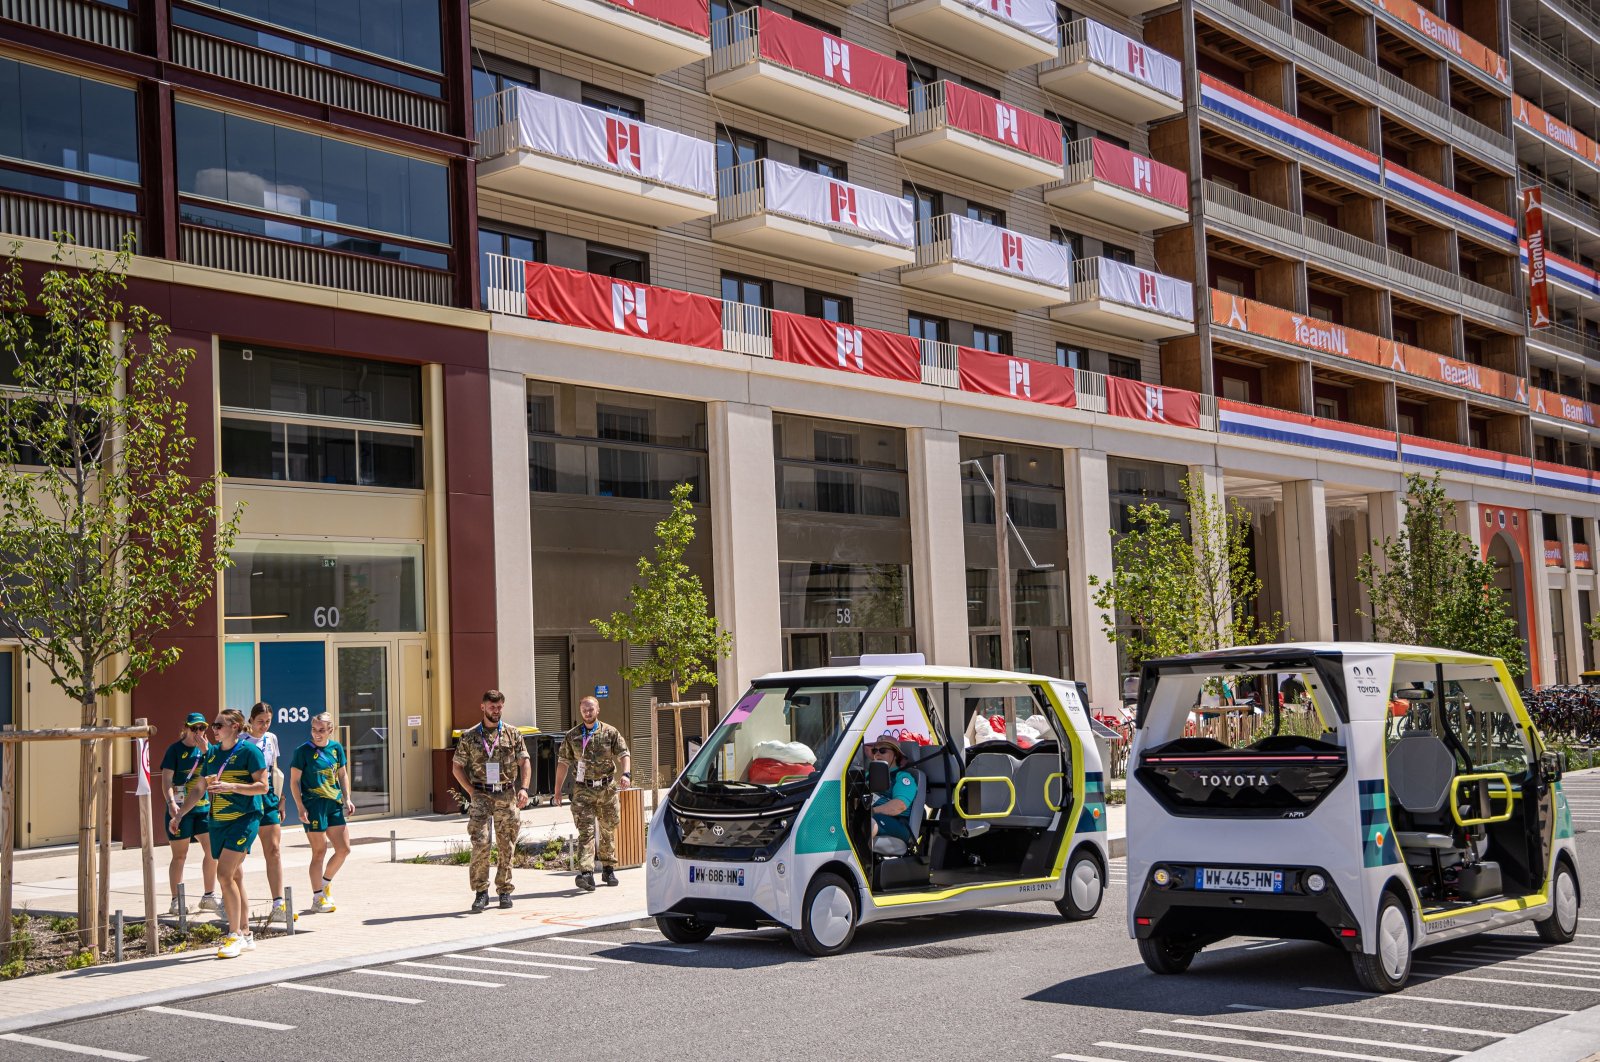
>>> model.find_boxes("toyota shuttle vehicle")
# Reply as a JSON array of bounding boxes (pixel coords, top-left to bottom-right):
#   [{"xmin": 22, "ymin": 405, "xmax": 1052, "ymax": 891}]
[
  {"xmin": 647, "ymin": 656, "xmax": 1110, "ymax": 955},
  {"xmin": 1127, "ymin": 643, "xmax": 1581, "ymax": 992}
]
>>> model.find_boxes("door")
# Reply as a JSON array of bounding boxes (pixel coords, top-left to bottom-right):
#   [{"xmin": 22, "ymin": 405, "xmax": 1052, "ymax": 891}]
[
  {"xmin": 398, "ymin": 638, "xmax": 430, "ymax": 814},
  {"xmin": 337, "ymin": 644, "xmax": 391, "ymax": 817},
  {"xmin": 573, "ymin": 636, "xmax": 627, "ymax": 744},
  {"xmin": 22, "ymin": 655, "xmax": 81, "ymax": 846}
]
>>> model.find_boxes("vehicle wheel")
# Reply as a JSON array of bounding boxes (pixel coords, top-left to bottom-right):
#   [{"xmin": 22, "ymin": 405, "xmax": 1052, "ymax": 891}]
[
  {"xmin": 790, "ymin": 872, "xmax": 858, "ymax": 957},
  {"xmin": 1351, "ymin": 892, "xmax": 1412, "ymax": 993},
  {"xmin": 1056, "ymin": 849, "xmax": 1104, "ymax": 921},
  {"xmin": 1138, "ymin": 934, "xmax": 1195, "ymax": 974},
  {"xmin": 657, "ymin": 915, "xmax": 713, "ymax": 945},
  {"xmin": 1537, "ymin": 861, "xmax": 1580, "ymax": 943}
]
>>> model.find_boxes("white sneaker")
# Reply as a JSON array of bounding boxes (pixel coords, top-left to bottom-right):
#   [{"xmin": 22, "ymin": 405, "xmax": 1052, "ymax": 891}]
[
  {"xmin": 314, "ymin": 893, "xmax": 336, "ymax": 914},
  {"xmin": 243, "ymin": 933, "xmax": 256, "ymax": 952},
  {"xmin": 268, "ymin": 901, "xmax": 297, "ymax": 924},
  {"xmin": 198, "ymin": 894, "xmax": 223, "ymax": 914},
  {"xmin": 168, "ymin": 897, "xmax": 186, "ymax": 916},
  {"xmin": 216, "ymin": 934, "xmax": 243, "ymax": 959}
]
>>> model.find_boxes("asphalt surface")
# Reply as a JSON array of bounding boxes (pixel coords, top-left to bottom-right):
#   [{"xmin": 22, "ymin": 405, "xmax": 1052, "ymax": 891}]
[{"xmin": 9, "ymin": 775, "xmax": 1600, "ymax": 1062}]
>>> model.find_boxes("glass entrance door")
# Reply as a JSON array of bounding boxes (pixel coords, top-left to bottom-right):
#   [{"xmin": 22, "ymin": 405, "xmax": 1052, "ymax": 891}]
[{"xmin": 337, "ymin": 645, "xmax": 391, "ymax": 816}]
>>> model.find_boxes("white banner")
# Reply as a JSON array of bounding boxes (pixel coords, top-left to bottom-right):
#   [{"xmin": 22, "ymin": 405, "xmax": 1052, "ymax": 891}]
[
  {"xmin": 962, "ymin": 0, "xmax": 1055, "ymax": 42},
  {"xmin": 135, "ymin": 737, "xmax": 151, "ymax": 797},
  {"xmin": 948, "ymin": 215, "xmax": 1071, "ymax": 288},
  {"xmin": 1098, "ymin": 258, "xmax": 1193, "ymax": 320},
  {"xmin": 762, "ymin": 160, "xmax": 914, "ymax": 247},
  {"xmin": 1085, "ymin": 20, "xmax": 1183, "ymax": 100},
  {"xmin": 514, "ymin": 88, "xmax": 713, "ymax": 196}
]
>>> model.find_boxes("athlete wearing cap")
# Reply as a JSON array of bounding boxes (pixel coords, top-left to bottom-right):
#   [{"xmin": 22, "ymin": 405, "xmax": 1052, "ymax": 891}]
[
  {"xmin": 160, "ymin": 712, "xmax": 220, "ymax": 914},
  {"xmin": 865, "ymin": 734, "xmax": 918, "ymax": 847}
]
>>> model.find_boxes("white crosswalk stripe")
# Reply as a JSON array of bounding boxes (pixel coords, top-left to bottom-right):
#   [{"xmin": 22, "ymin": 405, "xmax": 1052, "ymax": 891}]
[
  {"xmin": 0, "ymin": 1034, "xmax": 146, "ymax": 1060},
  {"xmin": 142, "ymin": 1006, "xmax": 294, "ymax": 1030},
  {"xmin": 1169, "ymin": 1018, "xmax": 1465, "ymax": 1055},
  {"xmin": 354, "ymin": 969, "xmax": 504, "ymax": 988},
  {"xmin": 397, "ymin": 961, "xmax": 550, "ymax": 980},
  {"xmin": 275, "ymin": 982, "xmax": 421, "ymax": 1004},
  {"xmin": 1228, "ymin": 1003, "xmax": 1508, "ymax": 1038}
]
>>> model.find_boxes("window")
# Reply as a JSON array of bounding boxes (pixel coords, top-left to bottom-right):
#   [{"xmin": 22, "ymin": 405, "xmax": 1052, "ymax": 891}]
[
  {"xmin": 1314, "ymin": 396, "xmax": 1339, "ymax": 419},
  {"xmin": 1048, "ymin": 112, "xmax": 1080, "ymax": 156},
  {"xmin": 185, "ymin": 0, "xmax": 443, "ymax": 73},
  {"xmin": 527, "ymin": 381, "xmax": 708, "ymax": 500},
  {"xmin": 223, "ymin": 540, "xmax": 424, "ymax": 635},
  {"xmin": 1216, "ymin": 275, "xmax": 1246, "ymax": 296},
  {"xmin": 908, "ymin": 313, "xmax": 947, "ymax": 344},
  {"xmin": 0, "ymin": 58, "xmax": 140, "ymax": 213},
  {"xmin": 1102, "ymin": 242, "xmax": 1136, "ymax": 265},
  {"xmin": 1098, "ymin": 132, "xmax": 1130, "ymax": 150},
  {"xmin": 716, "ymin": 126, "xmax": 764, "ymax": 193},
  {"xmin": 1056, "ymin": 345, "xmax": 1083, "ymax": 369},
  {"xmin": 478, "ymin": 224, "xmax": 542, "ymax": 305},
  {"xmin": 1107, "ymin": 354, "xmax": 1141, "ymax": 380},
  {"xmin": 806, "ymin": 289, "xmax": 853, "ymax": 323},
  {"xmin": 903, "ymin": 55, "xmax": 939, "ymax": 105},
  {"xmin": 799, "ymin": 150, "xmax": 847, "ymax": 181},
  {"xmin": 721, "ymin": 272, "xmax": 770, "ymax": 306},
  {"xmin": 1221, "ymin": 377, "xmax": 1251, "ymax": 402},
  {"xmin": 904, "ymin": 183, "xmax": 942, "ymax": 240},
  {"xmin": 1050, "ymin": 227, "xmax": 1083, "ymax": 261},
  {"xmin": 1308, "ymin": 304, "xmax": 1334, "ymax": 322},
  {"xmin": 789, "ymin": 10, "xmax": 840, "ymax": 34},
  {"xmin": 966, "ymin": 201, "xmax": 1005, "ymax": 227},
  {"xmin": 960, "ymin": 78, "xmax": 1000, "ymax": 98},
  {"xmin": 588, "ymin": 244, "xmax": 648, "ymax": 282},
  {"xmin": 1056, "ymin": 3, "xmax": 1075, "ymax": 43},
  {"xmin": 971, "ymin": 327, "xmax": 1011, "ymax": 355},
  {"xmin": 472, "ymin": 57, "xmax": 536, "ymax": 99},
  {"xmin": 581, "ymin": 84, "xmax": 643, "ymax": 120}
]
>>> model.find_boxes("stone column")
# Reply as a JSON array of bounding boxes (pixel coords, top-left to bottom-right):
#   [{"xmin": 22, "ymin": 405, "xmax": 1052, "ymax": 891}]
[
  {"xmin": 907, "ymin": 428, "xmax": 970, "ymax": 667},
  {"xmin": 707, "ymin": 401, "xmax": 783, "ymax": 697},
  {"xmin": 1277, "ymin": 480, "xmax": 1335, "ymax": 641},
  {"xmin": 1065, "ymin": 449, "xmax": 1119, "ymax": 709},
  {"xmin": 488, "ymin": 368, "xmax": 535, "ymax": 725}
]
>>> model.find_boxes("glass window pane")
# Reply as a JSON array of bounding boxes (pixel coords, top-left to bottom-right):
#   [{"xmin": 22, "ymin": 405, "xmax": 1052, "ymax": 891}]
[
  {"xmin": 223, "ymin": 112, "xmax": 275, "ymax": 210},
  {"xmin": 284, "ymin": 423, "xmax": 358, "ymax": 484},
  {"xmin": 364, "ymin": 149, "xmax": 408, "ymax": 237},
  {"xmin": 78, "ymin": 79, "xmax": 138, "ymax": 183},
  {"xmin": 320, "ymin": 137, "xmax": 368, "ymax": 231},
  {"xmin": 0, "ymin": 60, "xmax": 20, "ymax": 162},
  {"xmin": 272, "ymin": 125, "xmax": 322, "ymax": 219},
  {"xmin": 220, "ymin": 418, "xmax": 282, "ymax": 479},
  {"xmin": 222, "ymin": 539, "xmax": 424, "ymax": 634},
  {"xmin": 20, "ymin": 64, "xmax": 79, "ymax": 173},
  {"xmin": 175, "ymin": 104, "xmax": 225, "ymax": 197},
  {"xmin": 406, "ymin": 158, "xmax": 449, "ymax": 245},
  {"xmin": 361, "ymin": 430, "xmax": 424, "ymax": 488}
]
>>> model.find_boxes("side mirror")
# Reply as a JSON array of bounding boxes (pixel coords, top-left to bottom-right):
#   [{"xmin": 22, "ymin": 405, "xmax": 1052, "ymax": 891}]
[
  {"xmin": 867, "ymin": 759, "xmax": 891, "ymax": 794},
  {"xmin": 1542, "ymin": 749, "xmax": 1566, "ymax": 783}
]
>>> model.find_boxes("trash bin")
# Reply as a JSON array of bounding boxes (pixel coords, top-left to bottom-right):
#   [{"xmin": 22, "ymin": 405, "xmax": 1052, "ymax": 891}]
[
  {"xmin": 616, "ymin": 787, "xmax": 646, "ymax": 869},
  {"xmin": 527, "ymin": 733, "xmax": 559, "ymax": 800}
]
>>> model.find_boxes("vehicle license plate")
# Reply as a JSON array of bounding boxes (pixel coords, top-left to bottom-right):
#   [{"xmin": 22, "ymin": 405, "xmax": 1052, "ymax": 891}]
[
  {"xmin": 688, "ymin": 865, "xmax": 744, "ymax": 887},
  {"xmin": 1196, "ymin": 867, "xmax": 1283, "ymax": 893}
]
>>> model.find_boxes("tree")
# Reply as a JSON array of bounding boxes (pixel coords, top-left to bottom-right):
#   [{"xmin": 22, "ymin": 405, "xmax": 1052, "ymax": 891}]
[
  {"xmin": 0, "ymin": 240, "xmax": 242, "ymax": 953},
  {"xmin": 1089, "ymin": 472, "xmax": 1282, "ymax": 667},
  {"xmin": 592, "ymin": 481, "xmax": 732, "ymax": 702},
  {"xmin": 1357, "ymin": 472, "xmax": 1525, "ymax": 676}
]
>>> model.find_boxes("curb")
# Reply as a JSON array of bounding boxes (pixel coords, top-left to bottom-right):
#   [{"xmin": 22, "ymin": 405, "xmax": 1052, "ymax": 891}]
[
  {"xmin": 0, "ymin": 908, "xmax": 651, "ymax": 1035},
  {"xmin": 1109, "ymin": 833, "xmax": 1126, "ymax": 859},
  {"xmin": 1456, "ymin": 1004, "xmax": 1600, "ymax": 1061}
]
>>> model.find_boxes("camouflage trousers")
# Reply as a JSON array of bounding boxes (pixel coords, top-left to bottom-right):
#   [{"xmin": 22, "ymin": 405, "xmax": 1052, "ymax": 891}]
[
  {"xmin": 468, "ymin": 793, "xmax": 522, "ymax": 894},
  {"xmin": 570, "ymin": 784, "xmax": 620, "ymax": 872}
]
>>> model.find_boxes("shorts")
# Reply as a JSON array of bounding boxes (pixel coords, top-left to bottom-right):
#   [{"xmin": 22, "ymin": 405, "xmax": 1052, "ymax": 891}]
[
  {"xmin": 303, "ymin": 797, "xmax": 347, "ymax": 834},
  {"xmin": 165, "ymin": 807, "xmax": 209, "ymax": 841},
  {"xmin": 208, "ymin": 814, "xmax": 262, "ymax": 860},
  {"xmin": 261, "ymin": 791, "xmax": 282, "ymax": 827},
  {"xmin": 872, "ymin": 814, "xmax": 913, "ymax": 843}
]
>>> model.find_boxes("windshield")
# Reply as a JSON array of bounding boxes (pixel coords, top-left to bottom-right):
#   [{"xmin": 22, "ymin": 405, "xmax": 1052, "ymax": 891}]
[{"xmin": 683, "ymin": 682, "xmax": 876, "ymax": 790}]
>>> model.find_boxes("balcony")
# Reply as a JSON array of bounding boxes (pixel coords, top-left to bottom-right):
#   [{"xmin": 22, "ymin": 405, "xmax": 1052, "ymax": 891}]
[
  {"xmin": 1037, "ymin": 19, "xmax": 1183, "ymax": 124},
  {"xmin": 1049, "ymin": 257, "xmax": 1194, "ymax": 339},
  {"xmin": 886, "ymin": 0, "xmax": 1056, "ymax": 71},
  {"xmin": 474, "ymin": 89, "xmax": 715, "ymax": 228},
  {"xmin": 713, "ymin": 160, "xmax": 915, "ymax": 273},
  {"xmin": 707, "ymin": 10, "xmax": 908, "ymax": 139},
  {"xmin": 900, "ymin": 215, "xmax": 1071, "ymax": 309},
  {"xmin": 895, "ymin": 82, "xmax": 1062, "ymax": 190},
  {"xmin": 1044, "ymin": 138, "xmax": 1189, "ymax": 230},
  {"xmin": 469, "ymin": 0, "xmax": 709, "ymax": 74}
]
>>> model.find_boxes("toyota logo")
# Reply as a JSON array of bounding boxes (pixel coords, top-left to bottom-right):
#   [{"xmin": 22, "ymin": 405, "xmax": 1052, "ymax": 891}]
[{"xmin": 711, "ymin": 824, "xmax": 726, "ymax": 837}]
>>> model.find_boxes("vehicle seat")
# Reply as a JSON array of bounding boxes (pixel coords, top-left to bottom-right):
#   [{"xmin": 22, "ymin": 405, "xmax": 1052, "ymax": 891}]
[
  {"xmin": 902, "ymin": 741, "xmax": 956, "ymax": 809},
  {"xmin": 1386, "ymin": 732, "xmax": 1467, "ymax": 854},
  {"xmin": 872, "ymin": 768, "xmax": 927, "ymax": 857},
  {"xmin": 964, "ymin": 751, "xmax": 1019, "ymax": 823},
  {"xmin": 1007, "ymin": 752, "xmax": 1063, "ymax": 828}
]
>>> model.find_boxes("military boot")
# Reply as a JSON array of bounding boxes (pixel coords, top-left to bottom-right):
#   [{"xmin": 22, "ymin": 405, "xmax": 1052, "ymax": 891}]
[
  {"xmin": 471, "ymin": 890, "xmax": 489, "ymax": 912},
  {"xmin": 601, "ymin": 866, "xmax": 619, "ymax": 887},
  {"xmin": 576, "ymin": 871, "xmax": 596, "ymax": 892}
]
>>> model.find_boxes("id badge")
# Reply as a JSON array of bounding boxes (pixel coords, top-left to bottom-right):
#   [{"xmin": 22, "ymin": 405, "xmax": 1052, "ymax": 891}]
[
  {"xmin": 485, "ymin": 762, "xmax": 501, "ymax": 786},
  {"xmin": 575, "ymin": 760, "xmax": 586, "ymax": 783}
]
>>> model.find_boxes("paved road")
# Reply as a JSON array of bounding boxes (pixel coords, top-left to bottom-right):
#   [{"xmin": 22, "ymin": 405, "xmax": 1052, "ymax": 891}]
[{"xmin": 8, "ymin": 775, "xmax": 1600, "ymax": 1062}]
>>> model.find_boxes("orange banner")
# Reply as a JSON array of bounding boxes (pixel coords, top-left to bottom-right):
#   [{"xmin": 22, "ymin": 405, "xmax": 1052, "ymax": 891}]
[
  {"xmin": 1545, "ymin": 539, "xmax": 1564, "ymax": 567},
  {"xmin": 1515, "ymin": 95, "xmax": 1600, "ymax": 168},
  {"xmin": 1531, "ymin": 386, "xmax": 1600, "ymax": 427},
  {"xmin": 1210, "ymin": 290, "xmax": 1527, "ymax": 404},
  {"xmin": 1576, "ymin": 543, "xmax": 1593, "ymax": 570},
  {"xmin": 1369, "ymin": 0, "xmax": 1510, "ymax": 85}
]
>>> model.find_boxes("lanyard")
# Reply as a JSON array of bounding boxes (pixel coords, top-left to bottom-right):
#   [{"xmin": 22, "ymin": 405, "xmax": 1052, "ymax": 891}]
[
  {"xmin": 212, "ymin": 739, "xmax": 248, "ymax": 781},
  {"xmin": 480, "ymin": 725, "xmax": 501, "ymax": 760},
  {"xmin": 581, "ymin": 723, "xmax": 598, "ymax": 752}
]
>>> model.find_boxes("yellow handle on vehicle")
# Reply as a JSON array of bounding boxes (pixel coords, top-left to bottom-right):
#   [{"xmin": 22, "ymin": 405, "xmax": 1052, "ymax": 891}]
[
  {"xmin": 1452, "ymin": 772, "xmax": 1515, "ymax": 826},
  {"xmin": 954, "ymin": 776, "xmax": 1015, "ymax": 820},
  {"xmin": 1045, "ymin": 772, "xmax": 1065, "ymax": 812}
]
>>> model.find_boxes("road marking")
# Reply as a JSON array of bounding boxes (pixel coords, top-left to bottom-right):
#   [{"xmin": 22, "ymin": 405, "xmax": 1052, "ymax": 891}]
[
  {"xmin": 482, "ymin": 947, "xmax": 623, "ymax": 965},
  {"xmin": 1298, "ymin": 988, "xmax": 1573, "ymax": 1014},
  {"xmin": 142, "ymin": 1006, "xmax": 294, "ymax": 1030},
  {"xmin": 274, "ymin": 982, "xmax": 421, "ymax": 1004},
  {"xmin": 559, "ymin": 937, "xmax": 696, "ymax": 953},
  {"xmin": 397, "ymin": 962, "xmax": 549, "ymax": 980},
  {"xmin": 1140, "ymin": 1027, "xmax": 1438, "ymax": 1062},
  {"xmin": 1419, "ymin": 972, "xmax": 1600, "ymax": 993},
  {"xmin": 1460, "ymin": 952, "xmax": 1600, "ymax": 968},
  {"xmin": 1229, "ymin": 1004, "xmax": 1507, "ymax": 1038},
  {"xmin": 1052, "ymin": 1055, "xmax": 1126, "ymax": 1062},
  {"xmin": 1419, "ymin": 959, "xmax": 1600, "ymax": 981},
  {"xmin": 472, "ymin": 950, "xmax": 596, "ymax": 969},
  {"xmin": 0, "ymin": 1034, "xmax": 146, "ymax": 1060},
  {"xmin": 1171, "ymin": 1018, "xmax": 1463, "ymax": 1054},
  {"xmin": 354, "ymin": 969, "xmax": 503, "ymax": 988}
]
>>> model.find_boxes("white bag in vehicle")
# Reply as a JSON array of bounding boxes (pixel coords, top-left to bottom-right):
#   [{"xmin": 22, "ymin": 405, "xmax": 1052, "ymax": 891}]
[{"xmin": 752, "ymin": 739, "xmax": 816, "ymax": 765}]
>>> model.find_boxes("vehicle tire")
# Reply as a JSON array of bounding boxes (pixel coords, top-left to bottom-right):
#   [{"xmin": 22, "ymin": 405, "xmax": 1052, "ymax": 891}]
[
  {"xmin": 1138, "ymin": 934, "xmax": 1195, "ymax": 975},
  {"xmin": 790, "ymin": 871, "xmax": 858, "ymax": 957},
  {"xmin": 1056, "ymin": 849, "xmax": 1104, "ymax": 921},
  {"xmin": 657, "ymin": 914, "xmax": 713, "ymax": 945},
  {"xmin": 1351, "ymin": 892, "xmax": 1412, "ymax": 993},
  {"xmin": 1536, "ymin": 861, "xmax": 1580, "ymax": 944}
]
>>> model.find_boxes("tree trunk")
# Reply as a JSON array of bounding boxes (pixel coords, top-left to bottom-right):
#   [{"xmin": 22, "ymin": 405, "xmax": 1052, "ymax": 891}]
[{"xmin": 77, "ymin": 695, "xmax": 99, "ymax": 956}]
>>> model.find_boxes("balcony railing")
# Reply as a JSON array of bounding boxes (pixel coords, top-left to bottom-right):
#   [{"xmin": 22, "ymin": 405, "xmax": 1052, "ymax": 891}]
[
  {"xmin": 908, "ymin": 214, "xmax": 1072, "ymax": 293},
  {"xmin": 1523, "ymin": 169, "xmax": 1600, "ymax": 231},
  {"xmin": 905, "ymin": 81, "xmax": 1060, "ymax": 166},
  {"xmin": 1038, "ymin": 18, "xmax": 1184, "ymax": 122},
  {"xmin": 181, "ymin": 225, "xmax": 452, "ymax": 305},
  {"xmin": 1052, "ymin": 137, "xmax": 1190, "ymax": 219},
  {"xmin": 713, "ymin": 159, "xmax": 915, "ymax": 272},
  {"xmin": 1, "ymin": 0, "xmax": 132, "ymax": 49},
  {"xmin": 1513, "ymin": 24, "xmax": 1600, "ymax": 104},
  {"xmin": 0, "ymin": 191, "xmax": 141, "ymax": 253},
  {"xmin": 1529, "ymin": 322, "xmax": 1600, "ymax": 362},
  {"xmin": 886, "ymin": 0, "xmax": 1057, "ymax": 70},
  {"xmin": 1070, "ymin": 257, "xmax": 1193, "ymax": 321}
]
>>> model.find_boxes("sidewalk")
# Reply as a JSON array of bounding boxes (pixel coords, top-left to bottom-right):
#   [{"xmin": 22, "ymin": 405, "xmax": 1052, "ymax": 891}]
[{"xmin": 0, "ymin": 798, "xmax": 1128, "ymax": 1033}]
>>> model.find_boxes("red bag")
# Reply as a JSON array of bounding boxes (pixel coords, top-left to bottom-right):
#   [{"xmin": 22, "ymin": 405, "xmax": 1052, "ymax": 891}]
[{"xmin": 748, "ymin": 758, "xmax": 815, "ymax": 785}]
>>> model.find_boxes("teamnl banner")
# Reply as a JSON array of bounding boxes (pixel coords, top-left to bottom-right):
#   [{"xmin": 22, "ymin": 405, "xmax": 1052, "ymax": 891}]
[
  {"xmin": 943, "ymin": 82, "xmax": 1062, "ymax": 164},
  {"xmin": 523, "ymin": 261, "xmax": 723, "ymax": 349},
  {"xmin": 1526, "ymin": 186, "xmax": 1551, "ymax": 329},
  {"xmin": 947, "ymin": 215, "xmax": 1071, "ymax": 289},
  {"xmin": 1368, "ymin": 0, "xmax": 1509, "ymax": 86},
  {"xmin": 959, "ymin": 347, "xmax": 1077, "ymax": 409},
  {"xmin": 515, "ymin": 88, "xmax": 713, "ymax": 196},
  {"xmin": 1098, "ymin": 258, "xmax": 1193, "ymax": 320},
  {"xmin": 596, "ymin": 0, "xmax": 709, "ymax": 36},
  {"xmin": 756, "ymin": 9, "xmax": 907, "ymax": 108},
  {"xmin": 1092, "ymin": 140, "xmax": 1187, "ymax": 211},
  {"xmin": 762, "ymin": 159, "xmax": 914, "ymax": 247},
  {"xmin": 1084, "ymin": 20, "xmax": 1182, "ymax": 100},
  {"xmin": 961, "ymin": 0, "xmax": 1055, "ymax": 41},
  {"xmin": 771, "ymin": 312, "xmax": 921, "ymax": 382}
]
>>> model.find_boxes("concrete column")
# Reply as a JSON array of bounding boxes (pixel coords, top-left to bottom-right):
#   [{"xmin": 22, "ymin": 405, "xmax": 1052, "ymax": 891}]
[
  {"xmin": 1529, "ymin": 507, "xmax": 1558, "ymax": 687},
  {"xmin": 488, "ymin": 367, "xmax": 536, "ymax": 726},
  {"xmin": 708, "ymin": 402, "xmax": 784, "ymax": 699},
  {"xmin": 1366, "ymin": 490, "xmax": 1404, "ymax": 552},
  {"xmin": 1277, "ymin": 480, "xmax": 1335, "ymax": 641},
  {"xmin": 907, "ymin": 428, "xmax": 970, "ymax": 668},
  {"xmin": 1066, "ymin": 449, "xmax": 1120, "ymax": 709},
  {"xmin": 1563, "ymin": 517, "xmax": 1584, "ymax": 685}
]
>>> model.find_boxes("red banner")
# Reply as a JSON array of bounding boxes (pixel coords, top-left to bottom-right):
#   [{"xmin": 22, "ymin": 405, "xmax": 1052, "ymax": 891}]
[
  {"xmin": 1526, "ymin": 187, "xmax": 1551, "ymax": 329},
  {"xmin": 944, "ymin": 83, "xmax": 1062, "ymax": 165},
  {"xmin": 958, "ymin": 349, "xmax": 1077, "ymax": 409},
  {"xmin": 523, "ymin": 262, "xmax": 723, "ymax": 349},
  {"xmin": 757, "ymin": 10, "xmax": 907, "ymax": 108},
  {"xmin": 1105, "ymin": 376, "xmax": 1201, "ymax": 428},
  {"xmin": 771, "ymin": 312, "xmax": 920, "ymax": 382},
  {"xmin": 1091, "ymin": 140, "xmax": 1188, "ymax": 210},
  {"xmin": 598, "ymin": 0, "xmax": 709, "ymax": 36},
  {"xmin": 1576, "ymin": 543, "xmax": 1593, "ymax": 570}
]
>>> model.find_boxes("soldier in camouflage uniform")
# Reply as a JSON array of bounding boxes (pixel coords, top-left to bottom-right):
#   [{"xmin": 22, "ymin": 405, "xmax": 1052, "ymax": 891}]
[
  {"xmin": 554, "ymin": 695, "xmax": 631, "ymax": 892},
  {"xmin": 450, "ymin": 690, "xmax": 531, "ymax": 912}
]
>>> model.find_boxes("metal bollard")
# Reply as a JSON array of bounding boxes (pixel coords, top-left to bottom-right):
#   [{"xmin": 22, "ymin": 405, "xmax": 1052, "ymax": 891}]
[
  {"xmin": 284, "ymin": 887, "xmax": 294, "ymax": 937},
  {"xmin": 177, "ymin": 885, "xmax": 188, "ymax": 934},
  {"xmin": 113, "ymin": 911, "xmax": 124, "ymax": 963},
  {"xmin": 390, "ymin": 830, "xmax": 397, "ymax": 863}
]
